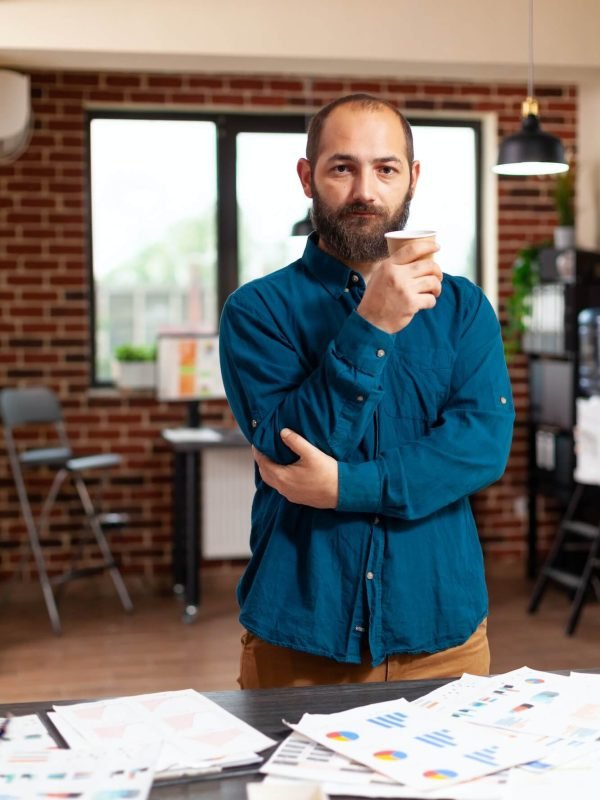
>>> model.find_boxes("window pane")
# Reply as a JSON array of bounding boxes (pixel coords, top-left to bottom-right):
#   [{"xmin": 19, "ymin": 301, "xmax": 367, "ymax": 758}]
[
  {"xmin": 409, "ymin": 126, "xmax": 477, "ymax": 281},
  {"xmin": 236, "ymin": 132, "xmax": 309, "ymax": 284},
  {"xmin": 90, "ymin": 118, "xmax": 218, "ymax": 382}
]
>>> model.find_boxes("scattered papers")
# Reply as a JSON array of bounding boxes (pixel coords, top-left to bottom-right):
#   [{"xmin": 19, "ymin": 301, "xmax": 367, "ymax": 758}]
[
  {"xmin": 248, "ymin": 778, "xmax": 329, "ymax": 799},
  {"xmin": 263, "ymin": 666, "xmax": 600, "ymax": 799},
  {"xmin": 0, "ymin": 714, "xmax": 58, "ymax": 751},
  {"xmin": 51, "ymin": 689, "xmax": 275, "ymax": 777},
  {"xmin": 0, "ymin": 744, "xmax": 157, "ymax": 799},
  {"xmin": 162, "ymin": 427, "xmax": 223, "ymax": 444},
  {"xmin": 287, "ymin": 697, "xmax": 543, "ymax": 791}
]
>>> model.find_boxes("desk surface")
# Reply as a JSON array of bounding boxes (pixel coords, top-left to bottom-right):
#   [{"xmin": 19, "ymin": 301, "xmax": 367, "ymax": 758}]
[
  {"xmin": 161, "ymin": 426, "xmax": 248, "ymax": 451},
  {"xmin": 6, "ymin": 680, "xmax": 448, "ymax": 799}
]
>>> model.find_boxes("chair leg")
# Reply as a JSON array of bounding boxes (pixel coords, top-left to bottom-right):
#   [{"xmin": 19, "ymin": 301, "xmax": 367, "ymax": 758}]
[
  {"xmin": 7, "ymin": 453, "xmax": 63, "ymax": 634},
  {"xmin": 72, "ymin": 475, "xmax": 134, "ymax": 614}
]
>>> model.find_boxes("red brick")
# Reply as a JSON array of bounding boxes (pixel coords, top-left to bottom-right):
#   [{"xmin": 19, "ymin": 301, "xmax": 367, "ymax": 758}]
[
  {"xmin": 148, "ymin": 76, "xmax": 184, "ymax": 88},
  {"xmin": 229, "ymin": 78, "xmax": 265, "ymax": 90},
  {"xmin": 312, "ymin": 80, "xmax": 345, "ymax": 92},
  {"xmin": 189, "ymin": 77, "xmax": 224, "ymax": 88},
  {"xmin": 249, "ymin": 96, "xmax": 287, "ymax": 106},
  {"xmin": 129, "ymin": 92, "xmax": 168, "ymax": 103},
  {"xmin": 105, "ymin": 75, "xmax": 141, "ymax": 87}
]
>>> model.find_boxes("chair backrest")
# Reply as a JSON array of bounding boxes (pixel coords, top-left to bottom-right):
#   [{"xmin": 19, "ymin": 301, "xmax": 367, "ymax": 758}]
[{"xmin": 0, "ymin": 387, "xmax": 64, "ymax": 429}]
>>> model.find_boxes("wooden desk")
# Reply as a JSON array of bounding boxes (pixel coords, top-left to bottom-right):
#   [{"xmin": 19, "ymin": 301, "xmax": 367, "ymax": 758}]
[
  {"xmin": 3, "ymin": 679, "xmax": 449, "ymax": 799},
  {"xmin": 161, "ymin": 426, "xmax": 249, "ymax": 621}
]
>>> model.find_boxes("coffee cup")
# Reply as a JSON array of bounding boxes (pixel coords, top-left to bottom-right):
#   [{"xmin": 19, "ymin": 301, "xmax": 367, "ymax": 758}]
[{"xmin": 385, "ymin": 229, "xmax": 437, "ymax": 260}]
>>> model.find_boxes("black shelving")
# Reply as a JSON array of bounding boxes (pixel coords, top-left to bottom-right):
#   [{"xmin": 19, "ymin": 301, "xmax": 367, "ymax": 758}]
[{"xmin": 525, "ymin": 247, "xmax": 600, "ymax": 577}]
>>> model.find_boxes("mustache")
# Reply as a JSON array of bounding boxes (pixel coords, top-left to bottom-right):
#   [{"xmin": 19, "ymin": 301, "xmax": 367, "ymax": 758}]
[{"xmin": 339, "ymin": 203, "xmax": 386, "ymax": 217}]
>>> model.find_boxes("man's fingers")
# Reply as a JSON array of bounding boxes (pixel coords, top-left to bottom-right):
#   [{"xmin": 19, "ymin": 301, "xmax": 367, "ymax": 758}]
[{"xmin": 280, "ymin": 428, "xmax": 316, "ymax": 459}]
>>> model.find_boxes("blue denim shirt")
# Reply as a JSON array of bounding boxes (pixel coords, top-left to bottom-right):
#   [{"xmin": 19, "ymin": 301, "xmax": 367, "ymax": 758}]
[{"xmin": 219, "ymin": 234, "xmax": 514, "ymax": 665}]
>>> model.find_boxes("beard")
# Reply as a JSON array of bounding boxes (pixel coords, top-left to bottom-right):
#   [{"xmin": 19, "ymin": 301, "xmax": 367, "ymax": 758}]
[{"xmin": 310, "ymin": 183, "xmax": 413, "ymax": 263}]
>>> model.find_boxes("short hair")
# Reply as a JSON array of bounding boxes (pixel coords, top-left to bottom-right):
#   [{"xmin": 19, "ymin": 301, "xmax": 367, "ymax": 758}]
[{"xmin": 306, "ymin": 93, "xmax": 414, "ymax": 166}]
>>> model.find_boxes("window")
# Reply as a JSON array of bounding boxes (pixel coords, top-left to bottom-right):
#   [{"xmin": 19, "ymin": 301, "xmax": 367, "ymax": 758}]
[{"xmin": 87, "ymin": 112, "xmax": 480, "ymax": 385}]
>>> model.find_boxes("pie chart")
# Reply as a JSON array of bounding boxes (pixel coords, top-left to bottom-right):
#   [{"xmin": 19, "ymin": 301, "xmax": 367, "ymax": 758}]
[
  {"xmin": 424, "ymin": 769, "xmax": 458, "ymax": 780},
  {"xmin": 326, "ymin": 730, "xmax": 359, "ymax": 742},
  {"xmin": 373, "ymin": 750, "xmax": 407, "ymax": 761}
]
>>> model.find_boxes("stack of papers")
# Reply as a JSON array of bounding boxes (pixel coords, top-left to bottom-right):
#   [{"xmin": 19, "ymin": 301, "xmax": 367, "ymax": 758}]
[
  {"xmin": 0, "ymin": 745, "xmax": 157, "ymax": 799},
  {"xmin": 50, "ymin": 688, "xmax": 275, "ymax": 779},
  {"xmin": 262, "ymin": 666, "xmax": 600, "ymax": 799}
]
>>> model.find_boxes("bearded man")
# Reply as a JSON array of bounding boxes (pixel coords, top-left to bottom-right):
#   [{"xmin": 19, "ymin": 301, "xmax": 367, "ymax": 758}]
[{"xmin": 219, "ymin": 94, "xmax": 514, "ymax": 689}]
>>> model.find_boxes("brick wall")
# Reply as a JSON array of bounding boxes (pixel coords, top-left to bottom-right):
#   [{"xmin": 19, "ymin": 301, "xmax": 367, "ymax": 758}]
[{"xmin": 0, "ymin": 71, "xmax": 576, "ymax": 589}]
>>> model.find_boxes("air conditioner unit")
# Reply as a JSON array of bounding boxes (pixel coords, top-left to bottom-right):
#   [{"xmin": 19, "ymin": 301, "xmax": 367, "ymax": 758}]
[{"xmin": 0, "ymin": 70, "xmax": 32, "ymax": 162}]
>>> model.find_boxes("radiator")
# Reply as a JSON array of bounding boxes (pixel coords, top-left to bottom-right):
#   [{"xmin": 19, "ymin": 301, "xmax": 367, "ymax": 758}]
[{"xmin": 201, "ymin": 447, "xmax": 254, "ymax": 559}]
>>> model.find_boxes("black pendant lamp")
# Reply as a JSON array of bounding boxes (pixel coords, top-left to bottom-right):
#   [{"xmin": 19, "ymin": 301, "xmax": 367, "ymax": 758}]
[
  {"xmin": 291, "ymin": 209, "xmax": 313, "ymax": 236},
  {"xmin": 493, "ymin": 0, "xmax": 568, "ymax": 176}
]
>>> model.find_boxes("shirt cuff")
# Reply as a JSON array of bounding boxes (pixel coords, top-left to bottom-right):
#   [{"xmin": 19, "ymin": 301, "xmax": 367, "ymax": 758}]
[
  {"xmin": 338, "ymin": 459, "xmax": 382, "ymax": 512},
  {"xmin": 333, "ymin": 311, "xmax": 395, "ymax": 377}
]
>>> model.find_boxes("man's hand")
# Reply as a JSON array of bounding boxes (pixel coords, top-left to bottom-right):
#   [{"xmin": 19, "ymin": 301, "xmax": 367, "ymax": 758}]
[
  {"xmin": 357, "ymin": 237, "xmax": 442, "ymax": 334},
  {"xmin": 253, "ymin": 428, "xmax": 338, "ymax": 508}
]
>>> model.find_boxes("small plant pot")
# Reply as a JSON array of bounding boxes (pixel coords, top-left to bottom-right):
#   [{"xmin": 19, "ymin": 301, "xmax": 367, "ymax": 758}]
[
  {"xmin": 113, "ymin": 360, "xmax": 156, "ymax": 390},
  {"xmin": 553, "ymin": 226, "xmax": 575, "ymax": 250}
]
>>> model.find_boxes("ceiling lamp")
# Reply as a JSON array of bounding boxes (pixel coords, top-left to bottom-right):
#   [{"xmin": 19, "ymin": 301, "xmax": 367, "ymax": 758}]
[
  {"xmin": 291, "ymin": 210, "xmax": 313, "ymax": 236},
  {"xmin": 493, "ymin": 0, "xmax": 568, "ymax": 176}
]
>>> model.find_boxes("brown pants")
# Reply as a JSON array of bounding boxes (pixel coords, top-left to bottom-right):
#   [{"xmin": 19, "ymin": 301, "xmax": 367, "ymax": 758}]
[{"xmin": 239, "ymin": 620, "xmax": 490, "ymax": 689}]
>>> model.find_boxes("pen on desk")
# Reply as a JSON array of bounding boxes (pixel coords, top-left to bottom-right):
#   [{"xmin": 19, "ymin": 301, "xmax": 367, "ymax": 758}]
[{"xmin": 0, "ymin": 713, "xmax": 13, "ymax": 740}]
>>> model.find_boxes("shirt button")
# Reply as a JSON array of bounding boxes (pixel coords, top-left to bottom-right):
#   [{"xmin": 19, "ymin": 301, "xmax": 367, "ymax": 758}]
[
  {"xmin": 251, "ymin": 419, "xmax": 258, "ymax": 428},
  {"xmin": 356, "ymin": 394, "xmax": 364, "ymax": 403},
  {"xmin": 376, "ymin": 349, "xmax": 386, "ymax": 358},
  {"xmin": 366, "ymin": 571, "xmax": 374, "ymax": 580},
  {"xmin": 500, "ymin": 396, "xmax": 507, "ymax": 405},
  {"xmin": 373, "ymin": 516, "xmax": 380, "ymax": 525},
  {"xmin": 351, "ymin": 274, "xmax": 359, "ymax": 283}
]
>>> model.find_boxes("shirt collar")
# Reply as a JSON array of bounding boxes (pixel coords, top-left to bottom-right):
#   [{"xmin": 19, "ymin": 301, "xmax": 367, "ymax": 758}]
[{"xmin": 302, "ymin": 232, "xmax": 363, "ymax": 297}]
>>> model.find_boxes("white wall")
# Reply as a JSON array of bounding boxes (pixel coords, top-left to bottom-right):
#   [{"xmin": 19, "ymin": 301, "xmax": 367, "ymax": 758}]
[{"xmin": 0, "ymin": 0, "xmax": 599, "ymax": 82}]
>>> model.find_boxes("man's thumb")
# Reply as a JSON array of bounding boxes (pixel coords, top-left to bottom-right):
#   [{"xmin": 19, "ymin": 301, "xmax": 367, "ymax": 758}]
[{"xmin": 280, "ymin": 427, "xmax": 309, "ymax": 457}]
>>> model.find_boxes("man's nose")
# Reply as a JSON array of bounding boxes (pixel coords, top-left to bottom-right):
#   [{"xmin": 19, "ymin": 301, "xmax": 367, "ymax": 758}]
[{"xmin": 350, "ymin": 170, "xmax": 376, "ymax": 204}]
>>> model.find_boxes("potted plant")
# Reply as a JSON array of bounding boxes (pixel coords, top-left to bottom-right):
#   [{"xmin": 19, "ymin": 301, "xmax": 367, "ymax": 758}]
[
  {"xmin": 113, "ymin": 344, "xmax": 156, "ymax": 390},
  {"xmin": 504, "ymin": 244, "xmax": 543, "ymax": 360},
  {"xmin": 552, "ymin": 168, "xmax": 575, "ymax": 250}
]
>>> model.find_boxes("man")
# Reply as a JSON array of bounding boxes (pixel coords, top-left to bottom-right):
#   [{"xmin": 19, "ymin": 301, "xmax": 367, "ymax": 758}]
[{"xmin": 219, "ymin": 94, "xmax": 514, "ymax": 689}]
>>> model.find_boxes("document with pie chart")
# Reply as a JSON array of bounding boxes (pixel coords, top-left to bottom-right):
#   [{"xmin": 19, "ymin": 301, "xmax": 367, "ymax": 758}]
[{"xmin": 289, "ymin": 697, "xmax": 545, "ymax": 791}]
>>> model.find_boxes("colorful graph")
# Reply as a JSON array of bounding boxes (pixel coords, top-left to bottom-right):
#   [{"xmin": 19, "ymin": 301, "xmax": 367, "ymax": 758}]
[
  {"xmin": 531, "ymin": 691, "xmax": 559, "ymax": 703},
  {"xmin": 423, "ymin": 768, "xmax": 458, "ymax": 780},
  {"xmin": 326, "ymin": 731, "xmax": 359, "ymax": 742},
  {"xmin": 367, "ymin": 711, "xmax": 408, "ymax": 729},
  {"xmin": 525, "ymin": 678, "xmax": 545, "ymax": 684},
  {"xmin": 465, "ymin": 745, "xmax": 500, "ymax": 767},
  {"xmin": 373, "ymin": 750, "xmax": 407, "ymax": 761},
  {"xmin": 415, "ymin": 728, "xmax": 457, "ymax": 748}
]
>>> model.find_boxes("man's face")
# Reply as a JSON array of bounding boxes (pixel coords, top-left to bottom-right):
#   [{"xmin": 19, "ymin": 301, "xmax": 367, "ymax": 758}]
[{"xmin": 298, "ymin": 104, "xmax": 419, "ymax": 263}]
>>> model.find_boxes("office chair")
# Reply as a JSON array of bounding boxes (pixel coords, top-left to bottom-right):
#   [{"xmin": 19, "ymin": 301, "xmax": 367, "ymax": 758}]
[{"xmin": 0, "ymin": 386, "xmax": 133, "ymax": 634}]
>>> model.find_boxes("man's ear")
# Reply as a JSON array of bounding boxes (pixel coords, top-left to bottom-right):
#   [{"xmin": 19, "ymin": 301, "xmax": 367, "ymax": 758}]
[
  {"xmin": 409, "ymin": 160, "xmax": 421, "ymax": 197},
  {"xmin": 297, "ymin": 158, "xmax": 313, "ymax": 199}
]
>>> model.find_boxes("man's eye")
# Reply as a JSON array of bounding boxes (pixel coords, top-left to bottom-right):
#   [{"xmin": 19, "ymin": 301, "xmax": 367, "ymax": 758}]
[
  {"xmin": 379, "ymin": 166, "xmax": 395, "ymax": 175},
  {"xmin": 333, "ymin": 165, "xmax": 349, "ymax": 173}
]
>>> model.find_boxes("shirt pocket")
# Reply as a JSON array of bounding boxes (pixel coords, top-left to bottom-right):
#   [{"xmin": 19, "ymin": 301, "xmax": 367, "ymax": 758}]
[{"xmin": 382, "ymin": 346, "xmax": 452, "ymax": 425}]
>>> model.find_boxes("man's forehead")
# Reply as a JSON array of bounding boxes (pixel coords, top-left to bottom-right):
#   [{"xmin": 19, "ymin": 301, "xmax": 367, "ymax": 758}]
[{"xmin": 317, "ymin": 103, "xmax": 408, "ymax": 157}]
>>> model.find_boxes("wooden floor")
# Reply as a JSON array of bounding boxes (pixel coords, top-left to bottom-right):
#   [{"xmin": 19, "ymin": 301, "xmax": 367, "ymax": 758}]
[{"xmin": 1, "ymin": 566, "xmax": 598, "ymax": 702}]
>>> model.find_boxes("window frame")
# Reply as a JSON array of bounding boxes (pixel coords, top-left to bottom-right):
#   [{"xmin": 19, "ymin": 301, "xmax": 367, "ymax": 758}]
[{"xmin": 85, "ymin": 110, "xmax": 482, "ymax": 386}]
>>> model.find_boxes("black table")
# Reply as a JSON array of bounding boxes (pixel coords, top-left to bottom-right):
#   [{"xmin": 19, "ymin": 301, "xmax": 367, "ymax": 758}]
[
  {"xmin": 5, "ymin": 679, "xmax": 450, "ymax": 799},
  {"xmin": 161, "ymin": 426, "xmax": 249, "ymax": 622}
]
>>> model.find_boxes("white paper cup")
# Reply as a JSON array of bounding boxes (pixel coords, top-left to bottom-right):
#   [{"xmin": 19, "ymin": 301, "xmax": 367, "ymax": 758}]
[{"xmin": 385, "ymin": 229, "xmax": 437, "ymax": 258}]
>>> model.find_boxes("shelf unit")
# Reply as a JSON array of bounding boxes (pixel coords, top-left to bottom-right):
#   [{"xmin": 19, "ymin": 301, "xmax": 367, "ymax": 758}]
[{"xmin": 525, "ymin": 247, "xmax": 600, "ymax": 577}]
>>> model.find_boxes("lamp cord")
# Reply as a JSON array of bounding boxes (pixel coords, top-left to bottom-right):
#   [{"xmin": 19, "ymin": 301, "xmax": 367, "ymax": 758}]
[{"xmin": 528, "ymin": 0, "xmax": 534, "ymax": 99}]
